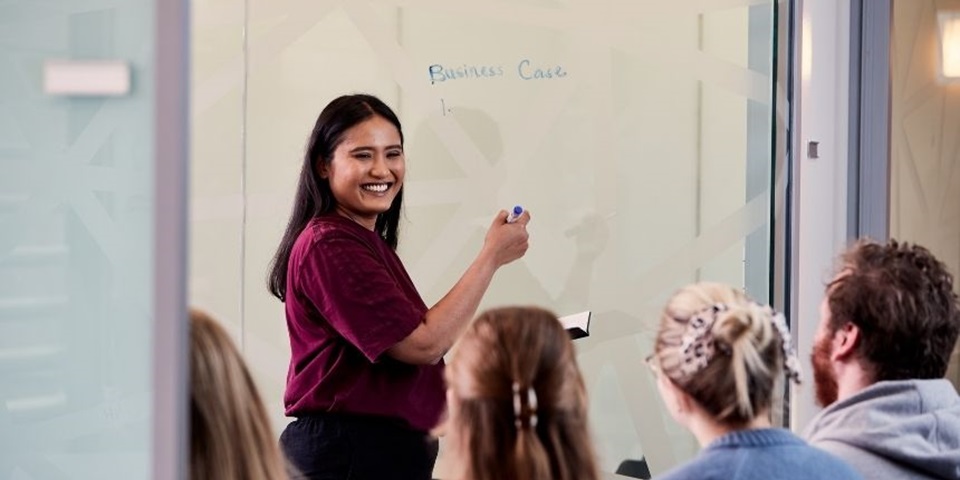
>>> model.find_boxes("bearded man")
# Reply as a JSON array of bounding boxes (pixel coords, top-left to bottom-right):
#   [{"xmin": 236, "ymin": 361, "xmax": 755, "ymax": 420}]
[{"xmin": 803, "ymin": 239, "xmax": 960, "ymax": 480}]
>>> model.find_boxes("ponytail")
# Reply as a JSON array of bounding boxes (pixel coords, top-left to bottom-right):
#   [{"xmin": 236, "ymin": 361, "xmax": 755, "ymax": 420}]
[{"xmin": 513, "ymin": 426, "xmax": 551, "ymax": 479}]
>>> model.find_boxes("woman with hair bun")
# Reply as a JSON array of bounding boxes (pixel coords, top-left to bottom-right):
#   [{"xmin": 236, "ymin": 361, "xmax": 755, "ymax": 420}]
[
  {"xmin": 441, "ymin": 306, "xmax": 600, "ymax": 480},
  {"xmin": 647, "ymin": 283, "xmax": 861, "ymax": 480}
]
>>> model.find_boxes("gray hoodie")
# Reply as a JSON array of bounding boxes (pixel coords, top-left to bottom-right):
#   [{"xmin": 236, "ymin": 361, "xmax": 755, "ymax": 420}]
[{"xmin": 803, "ymin": 379, "xmax": 960, "ymax": 480}]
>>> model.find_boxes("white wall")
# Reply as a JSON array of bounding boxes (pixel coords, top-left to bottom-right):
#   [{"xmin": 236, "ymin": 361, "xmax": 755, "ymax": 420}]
[{"xmin": 791, "ymin": 0, "xmax": 852, "ymax": 430}]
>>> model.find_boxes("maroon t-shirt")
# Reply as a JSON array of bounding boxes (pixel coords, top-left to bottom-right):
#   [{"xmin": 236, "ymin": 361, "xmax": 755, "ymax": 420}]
[{"xmin": 282, "ymin": 214, "xmax": 444, "ymax": 432}]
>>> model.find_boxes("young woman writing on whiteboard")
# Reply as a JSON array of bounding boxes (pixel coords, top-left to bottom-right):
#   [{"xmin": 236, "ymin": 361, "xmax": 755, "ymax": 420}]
[{"xmin": 266, "ymin": 93, "xmax": 531, "ymax": 480}]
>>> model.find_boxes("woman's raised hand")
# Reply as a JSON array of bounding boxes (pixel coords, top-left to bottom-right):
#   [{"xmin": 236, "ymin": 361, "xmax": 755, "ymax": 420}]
[{"xmin": 482, "ymin": 209, "xmax": 531, "ymax": 267}]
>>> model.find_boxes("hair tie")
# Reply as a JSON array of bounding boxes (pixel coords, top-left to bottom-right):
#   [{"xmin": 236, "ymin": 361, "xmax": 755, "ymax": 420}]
[
  {"xmin": 767, "ymin": 309, "xmax": 803, "ymax": 384},
  {"xmin": 678, "ymin": 303, "xmax": 728, "ymax": 377},
  {"xmin": 512, "ymin": 381, "xmax": 538, "ymax": 429},
  {"xmin": 678, "ymin": 302, "xmax": 803, "ymax": 383}
]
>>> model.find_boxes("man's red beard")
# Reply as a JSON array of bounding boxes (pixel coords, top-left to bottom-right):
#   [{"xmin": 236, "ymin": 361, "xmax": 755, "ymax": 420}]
[{"xmin": 812, "ymin": 335, "xmax": 839, "ymax": 407}]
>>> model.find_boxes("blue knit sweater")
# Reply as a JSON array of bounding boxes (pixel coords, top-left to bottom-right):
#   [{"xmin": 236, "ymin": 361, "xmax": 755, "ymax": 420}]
[{"xmin": 656, "ymin": 428, "xmax": 862, "ymax": 480}]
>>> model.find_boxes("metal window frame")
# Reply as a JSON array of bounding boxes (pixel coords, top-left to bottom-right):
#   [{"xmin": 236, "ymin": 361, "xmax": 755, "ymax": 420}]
[
  {"xmin": 772, "ymin": 0, "xmax": 798, "ymax": 429},
  {"xmin": 153, "ymin": 0, "xmax": 189, "ymax": 477},
  {"xmin": 849, "ymin": 0, "xmax": 892, "ymax": 241},
  {"xmin": 782, "ymin": 0, "xmax": 892, "ymax": 430}
]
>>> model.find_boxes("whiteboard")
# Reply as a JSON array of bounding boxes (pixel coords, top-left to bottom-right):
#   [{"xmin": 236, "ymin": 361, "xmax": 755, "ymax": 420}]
[{"xmin": 189, "ymin": 0, "xmax": 781, "ymax": 476}]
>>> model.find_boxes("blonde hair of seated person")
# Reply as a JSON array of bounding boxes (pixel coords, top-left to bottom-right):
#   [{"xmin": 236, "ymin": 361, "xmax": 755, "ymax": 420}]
[
  {"xmin": 650, "ymin": 283, "xmax": 801, "ymax": 430},
  {"xmin": 190, "ymin": 309, "xmax": 289, "ymax": 480},
  {"xmin": 442, "ymin": 306, "xmax": 600, "ymax": 480}
]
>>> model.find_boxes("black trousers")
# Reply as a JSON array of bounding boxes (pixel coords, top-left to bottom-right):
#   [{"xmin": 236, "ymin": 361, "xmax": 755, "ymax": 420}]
[{"xmin": 280, "ymin": 413, "xmax": 439, "ymax": 480}]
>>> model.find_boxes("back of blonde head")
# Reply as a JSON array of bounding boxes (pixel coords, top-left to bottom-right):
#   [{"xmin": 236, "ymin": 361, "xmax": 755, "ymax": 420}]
[
  {"xmin": 652, "ymin": 283, "xmax": 788, "ymax": 426},
  {"xmin": 190, "ymin": 309, "xmax": 288, "ymax": 480},
  {"xmin": 444, "ymin": 306, "xmax": 599, "ymax": 480}
]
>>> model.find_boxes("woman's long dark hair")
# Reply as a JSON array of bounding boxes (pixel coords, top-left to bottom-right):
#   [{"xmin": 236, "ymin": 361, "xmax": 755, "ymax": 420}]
[{"xmin": 267, "ymin": 94, "xmax": 405, "ymax": 301}]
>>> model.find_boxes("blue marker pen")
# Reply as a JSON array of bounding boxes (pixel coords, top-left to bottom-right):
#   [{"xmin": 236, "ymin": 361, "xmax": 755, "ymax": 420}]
[{"xmin": 506, "ymin": 205, "xmax": 523, "ymax": 224}]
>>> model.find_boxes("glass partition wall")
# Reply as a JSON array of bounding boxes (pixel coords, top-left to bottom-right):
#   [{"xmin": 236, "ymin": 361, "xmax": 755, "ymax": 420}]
[
  {"xmin": 0, "ymin": 0, "xmax": 173, "ymax": 477},
  {"xmin": 190, "ymin": 0, "xmax": 788, "ymax": 476}
]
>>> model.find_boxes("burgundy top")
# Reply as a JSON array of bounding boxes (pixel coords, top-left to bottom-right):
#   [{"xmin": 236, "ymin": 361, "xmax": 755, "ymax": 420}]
[{"xmin": 282, "ymin": 214, "xmax": 445, "ymax": 432}]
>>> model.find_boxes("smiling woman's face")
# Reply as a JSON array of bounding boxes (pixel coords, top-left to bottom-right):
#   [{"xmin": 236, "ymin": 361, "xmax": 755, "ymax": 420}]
[{"xmin": 319, "ymin": 115, "xmax": 405, "ymax": 230}]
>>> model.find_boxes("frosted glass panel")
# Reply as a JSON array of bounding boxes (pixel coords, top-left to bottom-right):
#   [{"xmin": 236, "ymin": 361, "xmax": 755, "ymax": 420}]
[
  {"xmin": 190, "ymin": 0, "xmax": 784, "ymax": 477},
  {"xmin": 0, "ymin": 1, "xmax": 157, "ymax": 478}
]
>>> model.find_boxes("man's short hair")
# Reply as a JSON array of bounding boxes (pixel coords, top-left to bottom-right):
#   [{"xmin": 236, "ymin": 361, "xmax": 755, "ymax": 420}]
[{"xmin": 827, "ymin": 239, "xmax": 960, "ymax": 381}]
